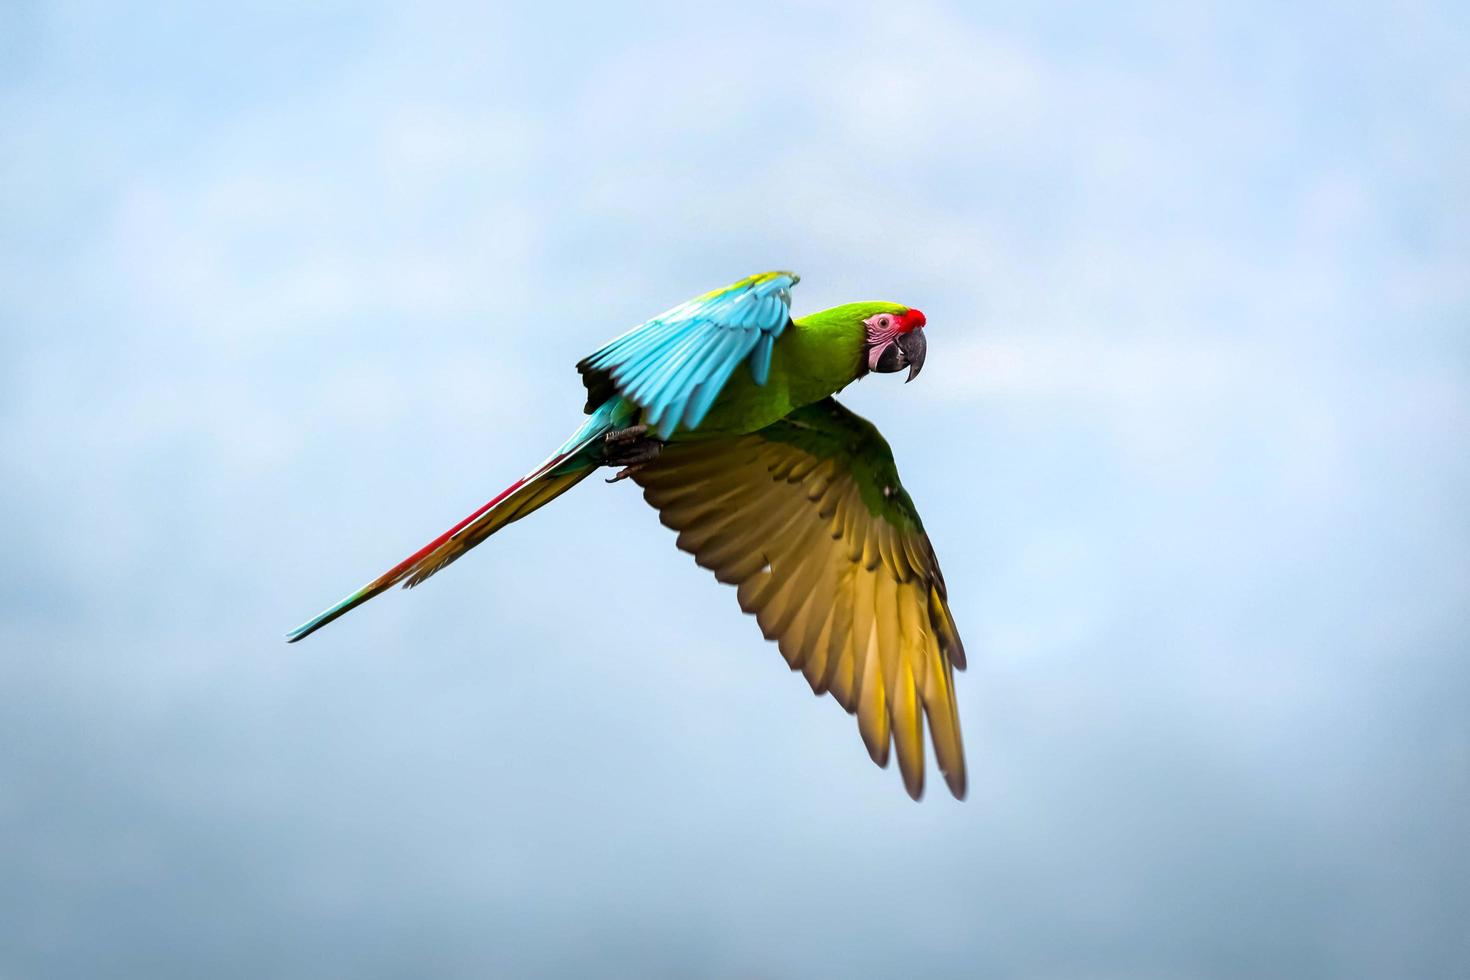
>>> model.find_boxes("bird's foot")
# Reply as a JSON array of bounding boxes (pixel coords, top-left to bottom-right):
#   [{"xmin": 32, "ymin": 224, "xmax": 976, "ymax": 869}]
[{"xmin": 602, "ymin": 425, "xmax": 663, "ymax": 482}]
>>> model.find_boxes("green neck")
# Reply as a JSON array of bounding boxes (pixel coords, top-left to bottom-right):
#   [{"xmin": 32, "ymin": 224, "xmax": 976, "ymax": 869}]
[
  {"xmin": 782, "ymin": 306, "xmax": 869, "ymax": 403},
  {"xmin": 785, "ymin": 301, "xmax": 910, "ymax": 396}
]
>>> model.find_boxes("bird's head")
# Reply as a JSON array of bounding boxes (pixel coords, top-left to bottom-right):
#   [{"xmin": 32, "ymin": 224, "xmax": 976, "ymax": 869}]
[{"xmin": 862, "ymin": 304, "xmax": 928, "ymax": 382}]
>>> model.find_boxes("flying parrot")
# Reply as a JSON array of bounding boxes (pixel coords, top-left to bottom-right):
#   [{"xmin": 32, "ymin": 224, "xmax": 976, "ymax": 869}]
[{"xmin": 289, "ymin": 271, "xmax": 967, "ymax": 799}]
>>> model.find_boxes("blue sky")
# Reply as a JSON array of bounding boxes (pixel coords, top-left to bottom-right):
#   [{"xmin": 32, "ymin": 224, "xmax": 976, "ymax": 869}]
[{"xmin": 2, "ymin": 1, "xmax": 1468, "ymax": 977}]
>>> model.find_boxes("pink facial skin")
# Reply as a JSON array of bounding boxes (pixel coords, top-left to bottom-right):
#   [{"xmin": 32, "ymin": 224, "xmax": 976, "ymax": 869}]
[{"xmin": 864, "ymin": 308, "xmax": 926, "ymax": 371}]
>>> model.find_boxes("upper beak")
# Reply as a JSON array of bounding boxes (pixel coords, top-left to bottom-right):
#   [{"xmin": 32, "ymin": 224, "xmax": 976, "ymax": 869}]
[{"xmin": 896, "ymin": 329, "xmax": 926, "ymax": 383}]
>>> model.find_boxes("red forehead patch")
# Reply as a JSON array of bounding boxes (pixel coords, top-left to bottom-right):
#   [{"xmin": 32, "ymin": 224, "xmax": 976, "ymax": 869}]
[{"xmin": 899, "ymin": 308, "xmax": 926, "ymax": 332}]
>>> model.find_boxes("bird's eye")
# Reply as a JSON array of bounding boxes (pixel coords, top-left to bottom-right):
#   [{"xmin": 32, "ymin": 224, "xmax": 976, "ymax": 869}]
[{"xmin": 878, "ymin": 316, "xmax": 891, "ymax": 328}]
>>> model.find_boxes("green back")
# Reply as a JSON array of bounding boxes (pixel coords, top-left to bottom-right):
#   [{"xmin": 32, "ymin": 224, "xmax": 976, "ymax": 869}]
[{"xmin": 677, "ymin": 301, "xmax": 908, "ymax": 440}]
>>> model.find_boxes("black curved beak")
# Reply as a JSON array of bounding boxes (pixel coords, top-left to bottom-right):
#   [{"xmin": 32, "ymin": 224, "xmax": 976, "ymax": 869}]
[{"xmin": 896, "ymin": 329, "xmax": 926, "ymax": 383}]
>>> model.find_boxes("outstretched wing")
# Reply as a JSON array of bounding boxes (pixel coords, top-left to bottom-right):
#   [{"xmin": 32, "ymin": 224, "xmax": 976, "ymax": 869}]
[
  {"xmin": 632, "ymin": 397, "xmax": 967, "ymax": 799},
  {"xmin": 578, "ymin": 271, "xmax": 798, "ymax": 438}
]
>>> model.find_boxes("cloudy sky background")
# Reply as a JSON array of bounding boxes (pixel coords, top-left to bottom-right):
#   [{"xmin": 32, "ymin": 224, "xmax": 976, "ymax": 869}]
[{"xmin": 3, "ymin": 1, "xmax": 1467, "ymax": 976}]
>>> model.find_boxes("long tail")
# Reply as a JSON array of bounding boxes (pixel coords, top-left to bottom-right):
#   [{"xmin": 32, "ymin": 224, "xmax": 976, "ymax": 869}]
[{"xmin": 287, "ymin": 397, "xmax": 636, "ymax": 642}]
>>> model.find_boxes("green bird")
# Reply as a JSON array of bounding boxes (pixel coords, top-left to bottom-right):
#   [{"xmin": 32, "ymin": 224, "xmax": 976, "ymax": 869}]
[{"xmin": 290, "ymin": 271, "xmax": 966, "ymax": 799}]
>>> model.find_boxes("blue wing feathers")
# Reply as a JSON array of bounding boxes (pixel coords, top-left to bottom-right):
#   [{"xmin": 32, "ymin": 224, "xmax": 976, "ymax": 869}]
[
  {"xmin": 627, "ymin": 329, "xmax": 704, "ymax": 402},
  {"xmin": 748, "ymin": 333, "xmax": 774, "ymax": 386},
  {"xmin": 640, "ymin": 332, "xmax": 718, "ymax": 423},
  {"xmin": 681, "ymin": 334, "xmax": 744, "ymax": 429},
  {"xmin": 578, "ymin": 271, "xmax": 797, "ymax": 438},
  {"xmin": 688, "ymin": 331, "xmax": 750, "ymax": 424}
]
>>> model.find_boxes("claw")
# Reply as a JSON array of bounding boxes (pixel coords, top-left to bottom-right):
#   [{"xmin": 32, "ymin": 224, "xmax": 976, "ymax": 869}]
[
  {"xmin": 601, "ymin": 424, "xmax": 662, "ymax": 481},
  {"xmin": 604, "ymin": 424, "xmax": 649, "ymax": 445}
]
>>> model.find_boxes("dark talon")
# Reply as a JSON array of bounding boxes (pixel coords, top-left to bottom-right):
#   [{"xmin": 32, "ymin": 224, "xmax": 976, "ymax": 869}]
[
  {"xmin": 601, "ymin": 424, "xmax": 662, "ymax": 481},
  {"xmin": 604, "ymin": 423, "xmax": 648, "ymax": 445}
]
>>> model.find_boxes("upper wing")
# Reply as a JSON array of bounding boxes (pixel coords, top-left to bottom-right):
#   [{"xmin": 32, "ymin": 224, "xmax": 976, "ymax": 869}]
[
  {"xmin": 577, "ymin": 271, "xmax": 798, "ymax": 438},
  {"xmin": 632, "ymin": 397, "xmax": 967, "ymax": 799}
]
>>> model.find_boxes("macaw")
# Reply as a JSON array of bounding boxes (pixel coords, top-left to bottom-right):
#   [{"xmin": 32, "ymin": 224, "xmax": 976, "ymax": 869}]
[{"xmin": 289, "ymin": 272, "xmax": 966, "ymax": 799}]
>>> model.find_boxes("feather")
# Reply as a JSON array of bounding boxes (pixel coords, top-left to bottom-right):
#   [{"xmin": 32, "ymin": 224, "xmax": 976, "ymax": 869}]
[
  {"xmin": 286, "ymin": 398, "xmax": 630, "ymax": 642},
  {"xmin": 577, "ymin": 271, "xmax": 797, "ymax": 438},
  {"xmin": 632, "ymin": 397, "xmax": 968, "ymax": 800}
]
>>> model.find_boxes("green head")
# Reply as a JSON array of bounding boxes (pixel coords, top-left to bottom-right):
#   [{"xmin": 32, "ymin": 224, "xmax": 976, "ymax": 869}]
[{"xmin": 817, "ymin": 301, "xmax": 929, "ymax": 383}]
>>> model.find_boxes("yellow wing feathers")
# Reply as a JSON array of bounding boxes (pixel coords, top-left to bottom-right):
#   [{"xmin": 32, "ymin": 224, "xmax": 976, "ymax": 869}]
[{"xmin": 635, "ymin": 433, "xmax": 966, "ymax": 800}]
